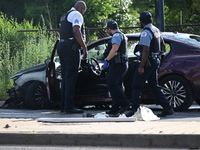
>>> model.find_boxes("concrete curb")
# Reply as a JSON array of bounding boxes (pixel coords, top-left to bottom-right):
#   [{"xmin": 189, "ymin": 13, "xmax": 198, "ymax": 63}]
[{"xmin": 0, "ymin": 133, "xmax": 200, "ymax": 148}]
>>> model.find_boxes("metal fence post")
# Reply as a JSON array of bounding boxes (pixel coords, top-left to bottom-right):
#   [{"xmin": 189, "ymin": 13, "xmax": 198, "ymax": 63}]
[{"xmin": 155, "ymin": 0, "xmax": 165, "ymax": 32}]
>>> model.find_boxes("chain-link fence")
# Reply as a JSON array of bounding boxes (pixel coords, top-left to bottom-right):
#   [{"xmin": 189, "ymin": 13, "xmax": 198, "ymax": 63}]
[
  {"xmin": 18, "ymin": 24, "xmax": 200, "ymax": 44},
  {"xmin": 86, "ymin": 24, "xmax": 200, "ymax": 44},
  {"xmin": 165, "ymin": 24, "xmax": 200, "ymax": 35}
]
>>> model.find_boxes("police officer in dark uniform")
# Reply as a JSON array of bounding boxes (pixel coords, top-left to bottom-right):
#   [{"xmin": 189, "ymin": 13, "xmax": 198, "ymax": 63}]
[
  {"xmin": 57, "ymin": 1, "xmax": 87, "ymax": 114},
  {"xmin": 125, "ymin": 11, "xmax": 174, "ymax": 117},
  {"xmin": 103, "ymin": 21, "xmax": 130, "ymax": 116}
]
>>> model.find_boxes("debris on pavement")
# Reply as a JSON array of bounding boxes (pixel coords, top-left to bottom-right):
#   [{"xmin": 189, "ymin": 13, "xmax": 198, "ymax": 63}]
[
  {"xmin": 3, "ymin": 124, "xmax": 11, "ymax": 128},
  {"xmin": 37, "ymin": 106, "xmax": 159, "ymax": 123},
  {"xmin": 133, "ymin": 106, "xmax": 160, "ymax": 121}
]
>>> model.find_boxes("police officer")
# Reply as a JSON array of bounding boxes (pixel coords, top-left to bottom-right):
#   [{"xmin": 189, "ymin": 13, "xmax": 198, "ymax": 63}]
[
  {"xmin": 103, "ymin": 21, "xmax": 130, "ymax": 116},
  {"xmin": 57, "ymin": 1, "xmax": 87, "ymax": 114},
  {"xmin": 125, "ymin": 11, "xmax": 174, "ymax": 117}
]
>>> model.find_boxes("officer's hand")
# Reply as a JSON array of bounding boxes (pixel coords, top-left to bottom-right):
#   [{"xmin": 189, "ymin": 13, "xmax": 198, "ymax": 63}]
[
  {"xmin": 82, "ymin": 47, "xmax": 87, "ymax": 60},
  {"xmin": 102, "ymin": 59, "xmax": 109, "ymax": 70},
  {"xmin": 138, "ymin": 66, "xmax": 144, "ymax": 75}
]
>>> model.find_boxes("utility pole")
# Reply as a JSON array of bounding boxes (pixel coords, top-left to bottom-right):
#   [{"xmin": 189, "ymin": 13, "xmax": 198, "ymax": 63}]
[{"xmin": 155, "ymin": 0, "xmax": 165, "ymax": 31}]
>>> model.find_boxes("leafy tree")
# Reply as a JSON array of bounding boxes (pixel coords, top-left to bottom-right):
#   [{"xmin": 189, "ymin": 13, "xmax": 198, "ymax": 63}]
[
  {"xmin": 1, "ymin": 0, "xmax": 200, "ymax": 28},
  {"xmin": 0, "ymin": 0, "xmax": 25, "ymax": 23},
  {"xmin": 84, "ymin": 0, "xmax": 117, "ymax": 27},
  {"xmin": 130, "ymin": 0, "xmax": 159, "ymax": 25},
  {"xmin": 164, "ymin": 0, "xmax": 200, "ymax": 25},
  {"xmin": 0, "ymin": 0, "xmax": 138, "ymax": 28},
  {"xmin": 0, "ymin": 12, "xmax": 57, "ymax": 100}
]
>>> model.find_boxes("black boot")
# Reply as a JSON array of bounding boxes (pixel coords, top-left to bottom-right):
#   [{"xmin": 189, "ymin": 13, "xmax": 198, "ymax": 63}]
[
  {"xmin": 65, "ymin": 108, "xmax": 84, "ymax": 114},
  {"xmin": 118, "ymin": 102, "xmax": 130, "ymax": 114},
  {"xmin": 125, "ymin": 109, "xmax": 137, "ymax": 117},
  {"xmin": 157, "ymin": 108, "xmax": 174, "ymax": 117},
  {"xmin": 106, "ymin": 108, "xmax": 119, "ymax": 115}
]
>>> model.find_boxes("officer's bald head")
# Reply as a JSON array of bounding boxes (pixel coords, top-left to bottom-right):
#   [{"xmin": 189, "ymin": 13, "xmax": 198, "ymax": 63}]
[{"xmin": 74, "ymin": 1, "xmax": 87, "ymax": 14}]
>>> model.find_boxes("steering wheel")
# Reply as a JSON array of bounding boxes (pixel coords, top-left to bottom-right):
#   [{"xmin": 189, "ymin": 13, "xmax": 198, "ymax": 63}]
[{"xmin": 87, "ymin": 58, "xmax": 101, "ymax": 76}]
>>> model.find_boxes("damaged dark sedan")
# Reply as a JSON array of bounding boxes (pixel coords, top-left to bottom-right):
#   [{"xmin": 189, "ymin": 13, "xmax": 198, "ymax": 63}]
[{"xmin": 5, "ymin": 32, "xmax": 200, "ymax": 111}]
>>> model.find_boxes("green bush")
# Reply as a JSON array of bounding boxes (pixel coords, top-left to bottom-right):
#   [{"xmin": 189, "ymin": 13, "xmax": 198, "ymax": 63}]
[{"xmin": 0, "ymin": 12, "xmax": 58, "ymax": 100}]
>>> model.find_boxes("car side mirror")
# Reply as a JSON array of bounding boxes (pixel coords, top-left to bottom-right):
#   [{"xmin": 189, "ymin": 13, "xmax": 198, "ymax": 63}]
[{"xmin": 45, "ymin": 58, "xmax": 51, "ymax": 65}]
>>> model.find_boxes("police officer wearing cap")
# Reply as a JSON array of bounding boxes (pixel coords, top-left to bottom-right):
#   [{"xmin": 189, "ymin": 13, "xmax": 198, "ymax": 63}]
[
  {"xmin": 57, "ymin": 1, "xmax": 87, "ymax": 114},
  {"xmin": 103, "ymin": 21, "xmax": 130, "ymax": 116},
  {"xmin": 125, "ymin": 11, "xmax": 174, "ymax": 117}
]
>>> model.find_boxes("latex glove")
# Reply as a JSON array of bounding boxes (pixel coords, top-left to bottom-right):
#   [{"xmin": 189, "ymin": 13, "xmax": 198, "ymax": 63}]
[{"xmin": 102, "ymin": 59, "xmax": 109, "ymax": 70}]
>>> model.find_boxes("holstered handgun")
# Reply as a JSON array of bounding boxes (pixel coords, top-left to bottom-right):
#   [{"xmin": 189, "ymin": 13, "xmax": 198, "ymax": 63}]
[
  {"xmin": 113, "ymin": 52, "xmax": 128, "ymax": 64},
  {"xmin": 113, "ymin": 52, "xmax": 122, "ymax": 63},
  {"xmin": 72, "ymin": 39, "xmax": 80, "ymax": 51}
]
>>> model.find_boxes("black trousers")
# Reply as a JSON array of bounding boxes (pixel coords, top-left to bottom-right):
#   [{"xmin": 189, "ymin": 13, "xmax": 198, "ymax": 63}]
[
  {"xmin": 57, "ymin": 41, "xmax": 80, "ymax": 111},
  {"xmin": 106, "ymin": 62, "xmax": 130, "ymax": 109},
  {"xmin": 131, "ymin": 58, "xmax": 171, "ymax": 110}
]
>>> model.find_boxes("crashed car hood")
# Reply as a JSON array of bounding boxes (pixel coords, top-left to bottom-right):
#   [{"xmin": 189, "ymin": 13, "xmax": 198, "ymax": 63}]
[{"xmin": 9, "ymin": 64, "xmax": 46, "ymax": 79}]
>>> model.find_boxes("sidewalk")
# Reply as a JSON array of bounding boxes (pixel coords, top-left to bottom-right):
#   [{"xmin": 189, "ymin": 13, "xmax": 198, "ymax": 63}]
[{"xmin": 0, "ymin": 101, "xmax": 200, "ymax": 148}]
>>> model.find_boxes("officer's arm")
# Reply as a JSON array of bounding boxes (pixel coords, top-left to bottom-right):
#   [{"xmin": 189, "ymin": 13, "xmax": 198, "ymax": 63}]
[
  {"xmin": 105, "ymin": 43, "xmax": 119, "ymax": 61},
  {"xmin": 140, "ymin": 46, "xmax": 149, "ymax": 68},
  {"xmin": 73, "ymin": 25, "xmax": 87, "ymax": 59}
]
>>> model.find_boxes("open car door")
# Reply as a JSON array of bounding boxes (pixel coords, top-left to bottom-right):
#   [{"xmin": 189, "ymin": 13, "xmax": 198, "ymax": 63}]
[{"xmin": 46, "ymin": 40, "xmax": 60, "ymax": 101}]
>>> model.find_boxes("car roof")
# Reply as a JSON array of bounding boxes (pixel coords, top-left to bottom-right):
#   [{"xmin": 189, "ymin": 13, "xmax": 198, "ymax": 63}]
[{"xmin": 161, "ymin": 32, "xmax": 200, "ymax": 48}]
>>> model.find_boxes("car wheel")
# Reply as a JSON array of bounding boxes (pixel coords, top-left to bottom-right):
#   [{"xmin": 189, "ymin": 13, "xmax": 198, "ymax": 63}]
[
  {"xmin": 24, "ymin": 81, "xmax": 49, "ymax": 109},
  {"xmin": 160, "ymin": 75, "xmax": 193, "ymax": 111},
  {"xmin": 195, "ymin": 99, "xmax": 200, "ymax": 106}
]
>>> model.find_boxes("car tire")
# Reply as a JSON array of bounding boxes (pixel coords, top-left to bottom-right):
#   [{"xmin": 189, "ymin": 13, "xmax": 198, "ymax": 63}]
[
  {"xmin": 160, "ymin": 75, "xmax": 193, "ymax": 111},
  {"xmin": 24, "ymin": 81, "xmax": 49, "ymax": 109},
  {"xmin": 195, "ymin": 99, "xmax": 200, "ymax": 106}
]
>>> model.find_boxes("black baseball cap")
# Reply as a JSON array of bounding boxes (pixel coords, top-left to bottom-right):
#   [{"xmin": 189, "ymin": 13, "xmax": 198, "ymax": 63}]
[
  {"xmin": 105, "ymin": 21, "xmax": 118, "ymax": 30},
  {"xmin": 138, "ymin": 11, "xmax": 152, "ymax": 21}
]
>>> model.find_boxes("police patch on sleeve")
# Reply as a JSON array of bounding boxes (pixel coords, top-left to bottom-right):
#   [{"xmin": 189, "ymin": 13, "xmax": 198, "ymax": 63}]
[{"xmin": 141, "ymin": 31, "xmax": 147, "ymax": 37}]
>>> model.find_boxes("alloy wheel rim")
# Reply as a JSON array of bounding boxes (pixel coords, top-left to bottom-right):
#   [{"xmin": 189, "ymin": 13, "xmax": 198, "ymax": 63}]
[
  {"xmin": 34, "ymin": 84, "xmax": 47, "ymax": 107},
  {"xmin": 162, "ymin": 80, "xmax": 186, "ymax": 108}
]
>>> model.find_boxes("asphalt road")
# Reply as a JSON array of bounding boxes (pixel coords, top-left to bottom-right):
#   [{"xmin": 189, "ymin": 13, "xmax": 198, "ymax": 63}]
[
  {"xmin": 0, "ymin": 104, "xmax": 200, "ymax": 122},
  {"xmin": 0, "ymin": 145, "xmax": 187, "ymax": 150},
  {"xmin": 0, "ymin": 145, "xmax": 188, "ymax": 150},
  {"xmin": 1, "ymin": 101, "xmax": 200, "ymax": 148}
]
